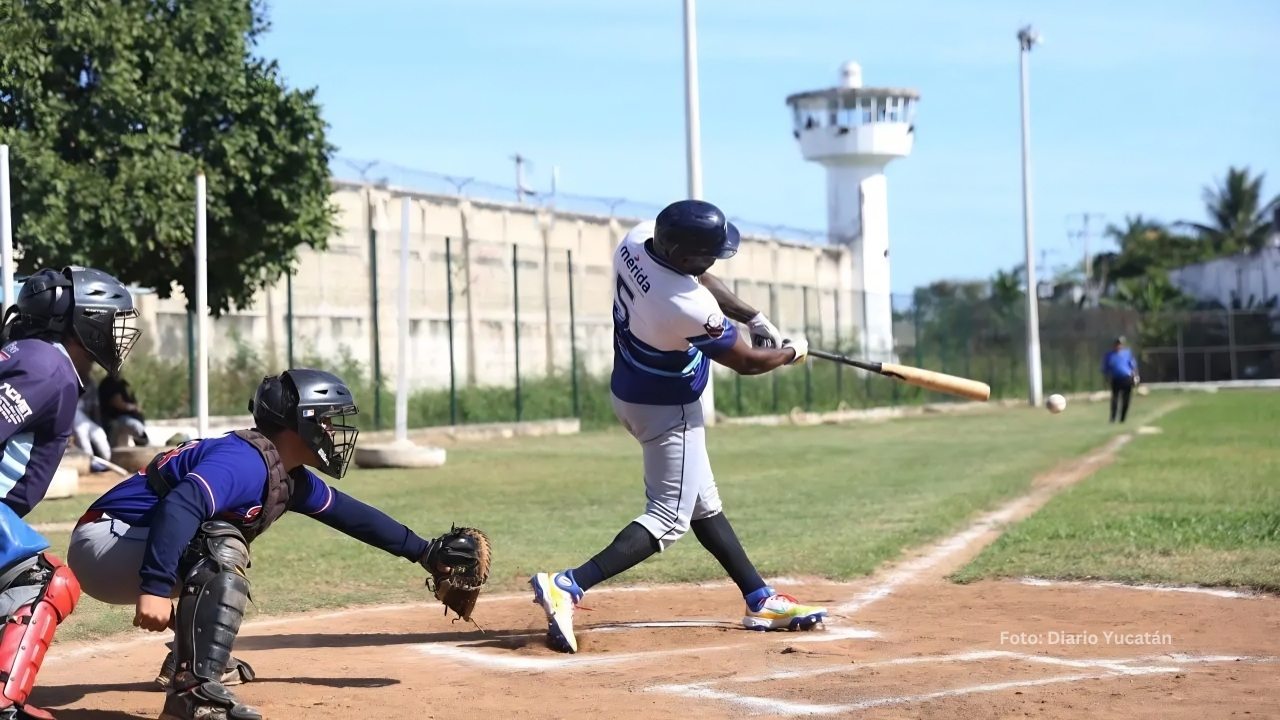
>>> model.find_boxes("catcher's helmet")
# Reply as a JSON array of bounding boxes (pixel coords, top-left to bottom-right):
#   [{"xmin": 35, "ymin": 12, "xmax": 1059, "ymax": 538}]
[
  {"xmin": 249, "ymin": 368, "xmax": 360, "ymax": 479},
  {"xmin": 1, "ymin": 266, "xmax": 140, "ymax": 375},
  {"xmin": 651, "ymin": 199, "xmax": 741, "ymax": 266}
]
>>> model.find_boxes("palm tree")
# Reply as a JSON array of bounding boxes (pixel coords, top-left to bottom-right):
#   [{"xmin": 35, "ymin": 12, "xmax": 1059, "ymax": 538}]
[
  {"xmin": 1091, "ymin": 215, "xmax": 1201, "ymax": 296},
  {"xmin": 1179, "ymin": 166, "xmax": 1280, "ymax": 254}
]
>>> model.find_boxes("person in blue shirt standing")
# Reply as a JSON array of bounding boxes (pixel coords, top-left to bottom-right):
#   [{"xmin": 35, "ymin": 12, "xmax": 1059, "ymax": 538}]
[
  {"xmin": 1102, "ymin": 335, "xmax": 1139, "ymax": 423},
  {"xmin": 68, "ymin": 368, "xmax": 484, "ymax": 720}
]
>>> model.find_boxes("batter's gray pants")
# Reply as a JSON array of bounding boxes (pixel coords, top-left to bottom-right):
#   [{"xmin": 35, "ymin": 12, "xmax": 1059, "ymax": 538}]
[{"xmin": 612, "ymin": 393, "xmax": 723, "ymax": 551}]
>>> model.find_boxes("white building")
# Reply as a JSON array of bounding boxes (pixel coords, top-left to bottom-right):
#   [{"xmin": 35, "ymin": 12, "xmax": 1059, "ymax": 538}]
[
  {"xmin": 1168, "ymin": 247, "xmax": 1280, "ymax": 308},
  {"xmin": 786, "ymin": 61, "xmax": 918, "ymax": 360}
]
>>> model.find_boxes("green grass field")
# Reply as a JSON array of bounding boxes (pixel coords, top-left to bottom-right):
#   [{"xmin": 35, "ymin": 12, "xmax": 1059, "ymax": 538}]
[
  {"xmin": 955, "ymin": 390, "xmax": 1280, "ymax": 591},
  {"xmin": 27, "ymin": 393, "xmax": 1187, "ymax": 642}
]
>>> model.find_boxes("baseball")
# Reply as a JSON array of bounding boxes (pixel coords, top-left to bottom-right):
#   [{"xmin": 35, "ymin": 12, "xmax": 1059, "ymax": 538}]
[{"xmin": 1046, "ymin": 393, "xmax": 1067, "ymax": 414}]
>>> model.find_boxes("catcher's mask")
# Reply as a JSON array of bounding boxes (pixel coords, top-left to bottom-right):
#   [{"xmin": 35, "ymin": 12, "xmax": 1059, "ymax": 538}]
[
  {"xmin": 249, "ymin": 368, "xmax": 360, "ymax": 478},
  {"xmin": 1, "ymin": 266, "xmax": 140, "ymax": 375}
]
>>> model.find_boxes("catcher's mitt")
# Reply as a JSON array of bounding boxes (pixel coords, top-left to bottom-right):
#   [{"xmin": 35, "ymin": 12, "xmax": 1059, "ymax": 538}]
[{"xmin": 422, "ymin": 525, "xmax": 491, "ymax": 625}]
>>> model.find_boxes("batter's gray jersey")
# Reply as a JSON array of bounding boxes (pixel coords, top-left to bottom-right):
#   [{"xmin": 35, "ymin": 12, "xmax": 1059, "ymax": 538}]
[{"xmin": 612, "ymin": 393, "xmax": 722, "ymax": 550}]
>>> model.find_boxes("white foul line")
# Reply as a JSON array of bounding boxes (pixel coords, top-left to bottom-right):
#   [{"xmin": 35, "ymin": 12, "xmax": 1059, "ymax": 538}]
[
  {"xmin": 730, "ymin": 649, "xmax": 1188, "ymax": 684},
  {"xmin": 49, "ymin": 602, "xmax": 428, "ymax": 664},
  {"xmin": 828, "ymin": 436, "xmax": 1133, "ymax": 617},
  {"xmin": 1020, "ymin": 577, "xmax": 1263, "ymax": 600},
  {"xmin": 649, "ymin": 651, "xmax": 1279, "ymax": 715},
  {"xmin": 651, "ymin": 669, "xmax": 1184, "ymax": 716}
]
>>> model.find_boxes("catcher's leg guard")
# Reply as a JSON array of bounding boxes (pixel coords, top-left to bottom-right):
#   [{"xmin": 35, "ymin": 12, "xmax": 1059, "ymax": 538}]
[
  {"xmin": 165, "ymin": 521, "xmax": 260, "ymax": 719},
  {"xmin": 0, "ymin": 553, "xmax": 80, "ymax": 710}
]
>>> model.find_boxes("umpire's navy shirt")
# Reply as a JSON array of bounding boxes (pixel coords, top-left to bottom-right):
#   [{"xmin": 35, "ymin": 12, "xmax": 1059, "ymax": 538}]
[{"xmin": 0, "ymin": 339, "xmax": 82, "ymax": 518}]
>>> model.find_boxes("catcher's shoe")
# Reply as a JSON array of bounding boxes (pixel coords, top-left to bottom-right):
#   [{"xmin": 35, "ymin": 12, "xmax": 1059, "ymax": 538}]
[
  {"xmin": 530, "ymin": 571, "xmax": 582, "ymax": 653},
  {"xmin": 155, "ymin": 652, "xmax": 256, "ymax": 691},
  {"xmin": 159, "ymin": 674, "xmax": 261, "ymax": 720},
  {"xmin": 0, "ymin": 703, "xmax": 57, "ymax": 719},
  {"xmin": 742, "ymin": 591, "xmax": 827, "ymax": 631}
]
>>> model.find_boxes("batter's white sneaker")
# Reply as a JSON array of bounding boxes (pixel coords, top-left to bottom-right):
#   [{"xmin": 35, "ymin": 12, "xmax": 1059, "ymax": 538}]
[
  {"xmin": 530, "ymin": 571, "xmax": 582, "ymax": 653},
  {"xmin": 742, "ymin": 592, "xmax": 827, "ymax": 631}
]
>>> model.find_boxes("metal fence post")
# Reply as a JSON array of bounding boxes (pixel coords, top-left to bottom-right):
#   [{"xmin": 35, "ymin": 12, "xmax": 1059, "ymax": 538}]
[
  {"xmin": 368, "ymin": 199, "xmax": 383, "ymax": 430},
  {"xmin": 285, "ymin": 272, "xmax": 295, "ymax": 368},
  {"xmin": 513, "ymin": 243, "xmax": 523, "ymax": 421},
  {"xmin": 803, "ymin": 286, "xmax": 812, "ymax": 410},
  {"xmin": 734, "ymin": 278, "xmax": 743, "ymax": 416},
  {"xmin": 567, "ymin": 249, "xmax": 580, "ymax": 418},
  {"xmin": 833, "ymin": 289, "xmax": 842, "ymax": 403},
  {"xmin": 1227, "ymin": 308, "xmax": 1238, "ymax": 380},
  {"xmin": 445, "ymin": 237, "xmax": 459, "ymax": 425},
  {"xmin": 1176, "ymin": 320, "xmax": 1185, "ymax": 383},
  {"xmin": 770, "ymin": 283, "xmax": 779, "ymax": 413},
  {"xmin": 186, "ymin": 310, "xmax": 196, "ymax": 416}
]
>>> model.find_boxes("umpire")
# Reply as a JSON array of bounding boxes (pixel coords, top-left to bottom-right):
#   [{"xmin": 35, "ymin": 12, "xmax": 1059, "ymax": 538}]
[{"xmin": 1102, "ymin": 335, "xmax": 1139, "ymax": 423}]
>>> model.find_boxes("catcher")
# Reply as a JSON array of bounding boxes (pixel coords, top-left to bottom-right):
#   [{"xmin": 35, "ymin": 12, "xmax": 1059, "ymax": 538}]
[{"xmin": 66, "ymin": 368, "xmax": 489, "ymax": 720}]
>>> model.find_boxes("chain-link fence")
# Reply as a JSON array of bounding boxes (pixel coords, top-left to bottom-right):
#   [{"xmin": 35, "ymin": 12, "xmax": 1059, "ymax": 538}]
[
  {"xmin": 134, "ymin": 246, "xmax": 1280, "ymax": 431},
  {"xmin": 121, "ymin": 160, "xmax": 1280, "ymax": 428}
]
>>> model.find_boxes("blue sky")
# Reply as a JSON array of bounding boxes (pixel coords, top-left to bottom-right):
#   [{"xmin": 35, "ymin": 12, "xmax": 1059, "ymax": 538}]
[{"xmin": 257, "ymin": 0, "xmax": 1279, "ymax": 293}]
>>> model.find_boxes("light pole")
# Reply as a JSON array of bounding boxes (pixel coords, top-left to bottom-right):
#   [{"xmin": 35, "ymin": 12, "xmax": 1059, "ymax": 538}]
[
  {"xmin": 682, "ymin": 0, "xmax": 703, "ymax": 200},
  {"xmin": 1017, "ymin": 25, "xmax": 1043, "ymax": 407},
  {"xmin": 683, "ymin": 0, "xmax": 717, "ymax": 423}
]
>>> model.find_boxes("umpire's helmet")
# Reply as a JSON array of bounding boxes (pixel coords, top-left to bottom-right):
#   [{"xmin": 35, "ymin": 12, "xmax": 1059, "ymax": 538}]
[
  {"xmin": 1, "ymin": 266, "xmax": 140, "ymax": 375},
  {"xmin": 249, "ymin": 369, "xmax": 360, "ymax": 479},
  {"xmin": 651, "ymin": 199, "xmax": 740, "ymax": 275}
]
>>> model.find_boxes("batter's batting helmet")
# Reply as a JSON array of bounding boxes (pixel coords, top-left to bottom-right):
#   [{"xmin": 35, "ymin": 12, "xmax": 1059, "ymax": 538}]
[
  {"xmin": 1, "ymin": 266, "xmax": 140, "ymax": 375},
  {"xmin": 652, "ymin": 200, "xmax": 741, "ymax": 262},
  {"xmin": 249, "ymin": 368, "xmax": 360, "ymax": 479}
]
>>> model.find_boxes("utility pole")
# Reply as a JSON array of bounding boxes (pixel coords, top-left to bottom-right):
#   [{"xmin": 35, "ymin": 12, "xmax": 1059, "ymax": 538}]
[
  {"xmin": 512, "ymin": 153, "xmax": 531, "ymax": 204},
  {"xmin": 1067, "ymin": 212, "xmax": 1103, "ymax": 306},
  {"xmin": 1017, "ymin": 24, "xmax": 1043, "ymax": 407}
]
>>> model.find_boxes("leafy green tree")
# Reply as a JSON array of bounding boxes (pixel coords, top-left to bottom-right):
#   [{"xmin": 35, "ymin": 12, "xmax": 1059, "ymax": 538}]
[
  {"xmin": 1179, "ymin": 167, "xmax": 1279, "ymax": 255},
  {"xmin": 0, "ymin": 0, "xmax": 335, "ymax": 314},
  {"xmin": 1090, "ymin": 215, "xmax": 1204, "ymax": 297}
]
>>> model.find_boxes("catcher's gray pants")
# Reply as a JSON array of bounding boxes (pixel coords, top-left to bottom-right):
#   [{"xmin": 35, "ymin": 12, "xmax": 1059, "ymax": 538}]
[
  {"xmin": 67, "ymin": 515, "xmax": 163, "ymax": 605},
  {"xmin": 612, "ymin": 393, "xmax": 723, "ymax": 551}
]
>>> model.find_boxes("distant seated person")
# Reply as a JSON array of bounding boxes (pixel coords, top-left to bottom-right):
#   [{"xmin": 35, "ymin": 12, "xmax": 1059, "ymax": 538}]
[
  {"xmin": 73, "ymin": 389, "xmax": 112, "ymax": 473},
  {"xmin": 99, "ymin": 372, "xmax": 151, "ymax": 446}
]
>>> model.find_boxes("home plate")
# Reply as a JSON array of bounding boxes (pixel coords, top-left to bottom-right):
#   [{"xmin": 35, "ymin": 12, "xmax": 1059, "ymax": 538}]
[{"xmin": 1137, "ymin": 426, "xmax": 1163, "ymax": 435}]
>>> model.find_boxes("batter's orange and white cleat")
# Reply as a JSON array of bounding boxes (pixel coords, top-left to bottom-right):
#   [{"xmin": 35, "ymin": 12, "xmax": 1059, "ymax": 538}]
[
  {"xmin": 530, "ymin": 571, "xmax": 583, "ymax": 653},
  {"xmin": 742, "ymin": 590, "xmax": 827, "ymax": 631}
]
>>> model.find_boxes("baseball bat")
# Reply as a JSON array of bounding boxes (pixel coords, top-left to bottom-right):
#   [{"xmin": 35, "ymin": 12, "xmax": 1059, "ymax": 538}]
[
  {"xmin": 96, "ymin": 458, "xmax": 136, "ymax": 476},
  {"xmin": 808, "ymin": 349, "xmax": 991, "ymax": 402}
]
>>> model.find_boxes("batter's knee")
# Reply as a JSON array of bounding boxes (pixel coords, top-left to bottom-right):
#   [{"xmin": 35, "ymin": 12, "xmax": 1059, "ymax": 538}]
[{"xmin": 635, "ymin": 511, "xmax": 693, "ymax": 551}]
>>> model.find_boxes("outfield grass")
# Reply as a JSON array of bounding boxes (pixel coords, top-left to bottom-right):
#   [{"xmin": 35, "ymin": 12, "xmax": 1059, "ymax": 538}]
[
  {"xmin": 954, "ymin": 390, "xmax": 1280, "ymax": 591},
  {"xmin": 31, "ymin": 396, "xmax": 1173, "ymax": 641}
]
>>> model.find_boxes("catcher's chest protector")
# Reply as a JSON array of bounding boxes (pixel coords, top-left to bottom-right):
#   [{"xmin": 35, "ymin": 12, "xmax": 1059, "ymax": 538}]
[{"xmin": 145, "ymin": 430, "xmax": 299, "ymax": 542}]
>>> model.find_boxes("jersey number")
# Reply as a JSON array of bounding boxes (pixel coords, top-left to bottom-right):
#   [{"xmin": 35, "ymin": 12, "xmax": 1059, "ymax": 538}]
[
  {"xmin": 613, "ymin": 274, "xmax": 636, "ymax": 327},
  {"xmin": 150, "ymin": 439, "xmax": 200, "ymax": 473}
]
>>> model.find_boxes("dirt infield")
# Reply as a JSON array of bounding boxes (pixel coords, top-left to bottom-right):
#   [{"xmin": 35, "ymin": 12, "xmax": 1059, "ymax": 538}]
[
  {"xmin": 34, "ymin": 577, "xmax": 1280, "ymax": 719},
  {"xmin": 33, "ymin": 422, "xmax": 1280, "ymax": 718}
]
